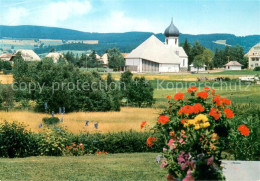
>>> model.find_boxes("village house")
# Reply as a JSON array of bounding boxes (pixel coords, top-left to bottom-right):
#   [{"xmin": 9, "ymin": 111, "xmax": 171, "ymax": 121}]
[
  {"xmin": 224, "ymin": 61, "xmax": 242, "ymax": 70},
  {"xmin": 46, "ymin": 52, "xmax": 65, "ymax": 63},
  {"xmin": 125, "ymin": 19, "xmax": 188, "ymax": 73},
  {"xmin": 11, "ymin": 49, "xmax": 41, "ymax": 61},
  {"xmin": 245, "ymin": 43, "xmax": 260, "ymax": 69},
  {"xmin": 189, "ymin": 63, "xmax": 206, "ymax": 72},
  {"xmin": 0, "ymin": 53, "xmax": 13, "ymax": 61}
]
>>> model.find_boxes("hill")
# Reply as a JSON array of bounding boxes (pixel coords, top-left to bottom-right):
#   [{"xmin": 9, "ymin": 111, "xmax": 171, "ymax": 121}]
[{"xmin": 0, "ymin": 25, "xmax": 259, "ymax": 54}]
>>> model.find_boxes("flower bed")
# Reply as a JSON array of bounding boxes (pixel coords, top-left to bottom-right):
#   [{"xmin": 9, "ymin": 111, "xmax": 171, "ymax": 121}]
[{"xmin": 147, "ymin": 87, "xmax": 252, "ymax": 180}]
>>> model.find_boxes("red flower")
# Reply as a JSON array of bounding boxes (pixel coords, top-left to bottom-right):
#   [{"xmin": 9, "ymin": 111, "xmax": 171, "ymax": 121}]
[
  {"xmin": 181, "ymin": 119, "xmax": 189, "ymax": 124},
  {"xmin": 158, "ymin": 115, "xmax": 170, "ymax": 124},
  {"xmin": 212, "ymin": 89, "xmax": 216, "ymax": 95},
  {"xmin": 209, "ymin": 108, "xmax": 221, "ymax": 120},
  {"xmin": 196, "ymin": 91, "xmax": 209, "ymax": 99},
  {"xmin": 147, "ymin": 136, "xmax": 157, "ymax": 147},
  {"xmin": 166, "ymin": 95, "xmax": 172, "ymax": 99},
  {"xmin": 178, "ymin": 105, "xmax": 194, "ymax": 115},
  {"xmin": 140, "ymin": 121, "xmax": 147, "ymax": 129},
  {"xmin": 238, "ymin": 124, "xmax": 250, "ymax": 136},
  {"xmin": 174, "ymin": 92, "xmax": 185, "ymax": 101},
  {"xmin": 213, "ymin": 96, "xmax": 231, "ymax": 107},
  {"xmin": 187, "ymin": 86, "xmax": 198, "ymax": 93},
  {"xmin": 223, "ymin": 108, "xmax": 234, "ymax": 118},
  {"xmin": 193, "ymin": 103, "xmax": 205, "ymax": 114},
  {"xmin": 204, "ymin": 87, "xmax": 210, "ymax": 92}
]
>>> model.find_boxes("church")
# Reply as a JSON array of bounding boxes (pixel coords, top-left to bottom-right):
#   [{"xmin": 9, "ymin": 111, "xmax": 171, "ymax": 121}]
[{"xmin": 125, "ymin": 19, "xmax": 188, "ymax": 73}]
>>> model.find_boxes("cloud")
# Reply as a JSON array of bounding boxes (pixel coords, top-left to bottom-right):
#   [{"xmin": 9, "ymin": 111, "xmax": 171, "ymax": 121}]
[
  {"xmin": 1, "ymin": 0, "xmax": 92, "ymax": 27},
  {"xmin": 1, "ymin": 7, "xmax": 28, "ymax": 25},
  {"xmin": 88, "ymin": 11, "xmax": 158, "ymax": 33},
  {"xmin": 36, "ymin": 0, "xmax": 92, "ymax": 26}
]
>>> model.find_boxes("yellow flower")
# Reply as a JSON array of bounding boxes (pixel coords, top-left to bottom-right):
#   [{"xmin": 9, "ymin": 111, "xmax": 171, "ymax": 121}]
[
  {"xmin": 202, "ymin": 122, "xmax": 210, "ymax": 128},
  {"xmin": 194, "ymin": 124, "xmax": 200, "ymax": 130},
  {"xmin": 194, "ymin": 114, "xmax": 208, "ymax": 123}
]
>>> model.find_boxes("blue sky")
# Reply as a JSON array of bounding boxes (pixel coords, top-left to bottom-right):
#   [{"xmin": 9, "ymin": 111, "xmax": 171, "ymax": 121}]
[{"xmin": 0, "ymin": 0, "xmax": 259, "ymax": 35}]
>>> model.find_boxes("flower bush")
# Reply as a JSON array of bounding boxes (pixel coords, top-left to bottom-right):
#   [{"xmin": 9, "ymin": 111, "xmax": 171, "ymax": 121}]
[
  {"xmin": 65, "ymin": 143, "xmax": 85, "ymax": 156},
  {"xmin": 148, "ymin": 87, "xmax": 245, "ymax": 180}
]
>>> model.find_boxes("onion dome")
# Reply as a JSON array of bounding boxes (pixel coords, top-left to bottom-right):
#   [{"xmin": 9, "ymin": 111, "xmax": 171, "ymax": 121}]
[{"xmin": 164, "ymin": 18, "xmax": 179, "ymax": 37}]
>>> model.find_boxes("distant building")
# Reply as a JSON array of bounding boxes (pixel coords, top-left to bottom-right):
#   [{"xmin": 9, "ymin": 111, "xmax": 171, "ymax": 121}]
[
  {"xmin": 189, "ymin": 63, "xmax": 206, "ymax": 72},
  {"xmin": 224, "ymin": 61, "xmax": 242, "ymax": 70},
  {"xmin": 0, "ymin": 53, "xmax": 13, "ymax": 61},
  {"xmin": 100, "ymin": 53, "xmax": 108, "ymax": 66},
  {"xmin": 46, "ymin": 52, "xmax": 64, "ymax": 63},
  {"xmin": 125, "ymin": 19, "xmax": 188, "ymax": 73},
  {"xmin": 245, "ymin": 43, "xmax": 260, "ymax": 69},
  {"xmin": 11, "ymin": 49, "xmax": 41, "ymax": 61}
]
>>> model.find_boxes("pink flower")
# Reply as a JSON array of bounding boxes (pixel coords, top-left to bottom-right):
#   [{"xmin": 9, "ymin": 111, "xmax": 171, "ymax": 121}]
[
  {"xmin": 168, "ymin": 139, "xmax": 176, "ymax": 149},
  {"xmin": 207, "ymin": 156, "xmax": 214, "ymax": 165},
  {"xmin": 160, "ymin": 158, "xmax": 167, "ymax": 168},
  {"xmin": 183, "ymin": 169, "xmax": 195, "ymax": 181}
]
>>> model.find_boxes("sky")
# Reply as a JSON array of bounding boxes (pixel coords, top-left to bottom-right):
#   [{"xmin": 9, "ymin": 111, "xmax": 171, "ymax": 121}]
[{"xmin": 0, "ymin": 0, "xmax": 259, "ymax": 35}]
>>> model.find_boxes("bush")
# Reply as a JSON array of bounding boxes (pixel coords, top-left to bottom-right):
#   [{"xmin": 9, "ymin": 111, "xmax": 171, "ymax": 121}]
[
  {"xmin": 3, "ymin": 69, "xmax": 12, "ymax": 74},
  {"xmin": 0, "ymin": 121, "xmax": 40, "ymax": 158},
  {"xmin": 75, "ymin": 131, "xmax": 164, "ymax": 154},
  {"xmin": 253, "ymin": 66, "xmax": 260, "ymax": 71},
  {"xmin": 42, "ymin": 117, "xmax": 60, "ymax": 125},
  {"xmin": 39, "ymin": 128, "xmax": 70, "ymax": 156}
]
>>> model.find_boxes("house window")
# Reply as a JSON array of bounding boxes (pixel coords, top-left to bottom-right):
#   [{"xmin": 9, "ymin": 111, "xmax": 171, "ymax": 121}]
[
  {"xmin": 256, "ymin": 63, "xmax": 259, "ymax": 66},
  {"xmin": 251, "ymin": 64, "xmax": 254, "ymax": 67},
  {"xmin": 183, "ymin": 59, "xmax": 185, "ymax": 66}
]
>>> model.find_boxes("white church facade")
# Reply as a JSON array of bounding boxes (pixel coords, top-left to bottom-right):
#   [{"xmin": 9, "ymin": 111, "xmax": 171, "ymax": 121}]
[{"xmin": 125, "ymin": 19, "xmax": 188, "ymax": 73}]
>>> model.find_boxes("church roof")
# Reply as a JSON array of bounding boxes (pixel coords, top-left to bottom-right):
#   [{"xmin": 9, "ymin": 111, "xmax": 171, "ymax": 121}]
[
  {"xmin": 164, "ymin": 18, "xmax": 179, "ymax": 37},
  {"xmin": 126, "ymin": 35, "xmax": 180, "ymax": 64}
]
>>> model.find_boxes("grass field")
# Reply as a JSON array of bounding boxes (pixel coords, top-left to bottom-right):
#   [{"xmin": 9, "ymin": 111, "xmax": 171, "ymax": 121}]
[
  {"xmin": 0, "ymin": 107, "xmax": 160, "ymax": 133},
  {"xmin": 0, "ymin": 153, "xmax": 166, "ymax": 181}
]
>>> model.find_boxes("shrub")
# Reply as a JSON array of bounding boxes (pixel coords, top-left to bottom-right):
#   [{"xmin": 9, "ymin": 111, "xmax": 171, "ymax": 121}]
[
  {"xmin": 76, "ymin": 131, "xmax": 164, "ymax": 154},
  {"xmin": 148, "ymin": 87, "xmax": 233, "ymax": 180},
  {"xmin": 42, "ymin": 117, "xmax": 60, "ymax": 125},
  {"xmin": 0, "ymin": 121, "xmax": 40, "ymax": 158},
  {"xmin": 65, "ymin": 143, "xmax": 85, "ymax": 156},
  {"xmin": 253, "ymin": 66, "xmax": 260, "ymax": 71},
  {"xmin": 38, "ymin": 128, "xmax": 70, "ymax": 156}
]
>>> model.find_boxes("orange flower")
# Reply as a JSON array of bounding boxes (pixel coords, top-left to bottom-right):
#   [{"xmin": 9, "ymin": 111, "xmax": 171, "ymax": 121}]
[
  {"xmin": 204, "ymin": 87, "xmax": 210, "ymax": 92},
  {"xmin": 196, "ymin": 91, "xmax": 209, "ymax": 99},
  {"xmin": 158, "ymin": 115, "xmax": 170, "ymax": 124},
  {"xmin": 238, "ymin": 124, "xmax": 250, "ymax": 136},
  {"xmin": 178, "ymin": 105, "xmax": 194, "ymax": 115},
  {"xmin": 140, "ymin": 121, "xmax": 147, "ymax": 129},
  {"xmin": 209, "ymin": 108, "xmax": 221, "ymax": 120},
  {"xmin": 187, "ymin": 86, "xmax": 198, "ymax": 93},
  {"xmin": 147, "ymin": 136, "xmax": 157, "ymax": 147},
  {"xmin": 181, "ymin": 119, "xmax": 189, "ymax": 124},
  {"xmin": 174, "ymin": 92, "xmax": 185, "ymax": 101},
  {"xmin": 211, "ymin": 133, "xmax": 219, "ymax": 141},
  {"xmin": 223, "ymin": 108, "xmax": 234, "ymax": 118},
  {"xmin": 166, "ymin": 95, "xmax": 172, "ymax": 99},
  {"xmin": 193, "ymin": 103, "xmax": 205, "ymax": 114},
  {"xmin": 213, "ymin": 96, "xmax": 231, "ymax": 107},
  {"xmin": 212, "ymin": 89, "xmax": 216, "ymax": 95}
]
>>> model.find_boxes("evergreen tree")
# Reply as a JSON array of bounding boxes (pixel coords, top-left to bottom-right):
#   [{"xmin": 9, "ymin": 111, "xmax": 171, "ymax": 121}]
[
  {"xmin": 87, "ymin": 50, "xmax": 100, "ymax": 68},
  {"xmin": 189, "ymin": 41, "xmax": 205, "ymax": 65},
  {"xmin": 107, "ymin": 48, "xmax": 125, "ymax": 71},
  {"xmin": 182, "ymin": 38, "xmax": 191, "ymax": 58}
]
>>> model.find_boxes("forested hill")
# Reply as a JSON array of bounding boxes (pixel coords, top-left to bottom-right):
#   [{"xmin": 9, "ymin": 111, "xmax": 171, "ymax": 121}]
[{"xmin": 0, "ymin": 25, "xmax": 259, "ymax": 53}]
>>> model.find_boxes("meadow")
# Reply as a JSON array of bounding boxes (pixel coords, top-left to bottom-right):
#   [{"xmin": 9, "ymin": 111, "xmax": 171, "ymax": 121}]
[
  {"xmin": 0, "ymin": 107, "xmax": 160, "ymax": 133},
  {"xmin": 0, "ymin": 153, "xmax": 166, "ymax": 181},
  {"xmin": 0, "ymin": 70, "xmax": 259, "ymax": 133}
]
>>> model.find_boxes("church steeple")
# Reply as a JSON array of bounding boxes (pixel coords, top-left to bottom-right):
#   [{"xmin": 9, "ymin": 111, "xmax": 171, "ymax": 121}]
[{"xmin": 164, "ymin": 18, "xmax": 179, "ymax": 47}]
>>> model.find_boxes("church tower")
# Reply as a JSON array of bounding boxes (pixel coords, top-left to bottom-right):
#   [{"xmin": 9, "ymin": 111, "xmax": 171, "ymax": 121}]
[{"xmin": 164, "ymin": 18, "xmax": 179, "ymax": 47}]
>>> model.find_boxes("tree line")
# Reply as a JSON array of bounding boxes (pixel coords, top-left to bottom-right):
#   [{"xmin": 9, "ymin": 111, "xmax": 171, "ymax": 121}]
[{"xmin": 181, "ymin": 39, "xmax": 248, "ymax": 70}]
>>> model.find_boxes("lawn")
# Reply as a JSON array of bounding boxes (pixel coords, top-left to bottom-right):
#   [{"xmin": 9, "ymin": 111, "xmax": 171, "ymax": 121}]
[
  {"xmin": 0, "ymin": 153, "xmax": 166, "ymax": 181},
  {"xmin": 0, "ymin": 107, "xmax": 160, "ymax": 133}
]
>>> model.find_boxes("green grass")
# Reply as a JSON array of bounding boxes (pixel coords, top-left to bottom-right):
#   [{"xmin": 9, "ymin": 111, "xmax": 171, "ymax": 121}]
[
  {"xmin": 0, "ymin": 153, "xmax": 166, "ymax": 181},
  {"xmin": 210, "ymin": 70, "xmax": 259, "ymax": 75}
]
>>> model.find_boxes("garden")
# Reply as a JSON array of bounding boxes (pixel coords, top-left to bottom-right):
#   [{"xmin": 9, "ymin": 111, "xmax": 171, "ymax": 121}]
[{"xmin": 0, "ymin": 58, "xmax": 259, "ymax": 180}]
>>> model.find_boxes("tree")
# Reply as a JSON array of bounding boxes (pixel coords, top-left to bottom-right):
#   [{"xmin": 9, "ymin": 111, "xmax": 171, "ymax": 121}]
[
  {"xmin": 193, "ymin": 54, "xmax": 206, "ymax": 73},
  {"xmin": 128, "ymin": 77, "xmax": 154, "ymax": 107},
  {"xmin": 182, "ymin": 38, "xmax": 191, "ymax": 58},
  {"xmin": 50, "ymin": 48, "xmax": 55, "ymax": 52},
  {"xmin": 87, "ymin": 50, "xmax": 100, "ymax": 68},
  {"xmin": 120, "ymin": 70, "xmax": 133, "ymax": 99},
  {"xmin": 1, "ymin": 86, "xmax": 15, "ymax": 111},
  {"xmin": 107, "ymin": 48, "xmax": 125, "ymax": 70},
  {"xmin": 202, "ymin": 49, "xmax": 214, "ymax": 69},
  {"xmin": 189, "ymin": 41, "xmax": 205, "ymax": 65}
]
